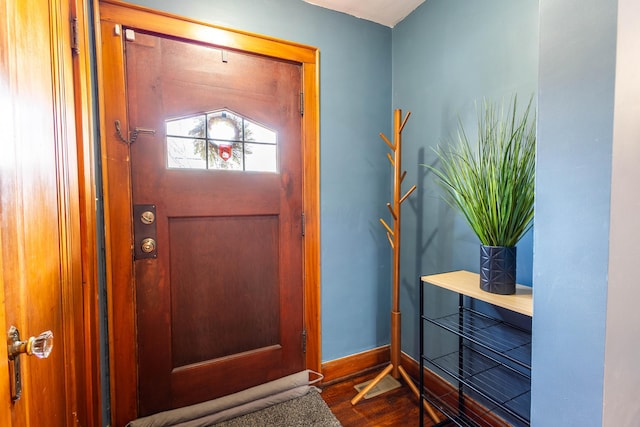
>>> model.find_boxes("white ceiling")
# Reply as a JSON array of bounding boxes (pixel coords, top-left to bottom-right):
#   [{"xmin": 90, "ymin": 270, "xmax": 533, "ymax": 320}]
[{"xmin": 304, "ymin": 0, "xmax": 425, "ymax": 28}]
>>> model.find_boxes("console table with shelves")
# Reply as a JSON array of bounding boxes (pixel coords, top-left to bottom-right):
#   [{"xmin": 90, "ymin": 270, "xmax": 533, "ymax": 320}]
[{"xmin": 419, "ymin": 270, "xmax": 533, "ymax": 427}]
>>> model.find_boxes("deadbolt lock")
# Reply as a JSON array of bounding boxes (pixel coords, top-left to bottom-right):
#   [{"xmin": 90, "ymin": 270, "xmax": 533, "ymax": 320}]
[
  {"xmin": 141, "ymin": 238, "xmax": 157, "ymax": 254},
  {"xmin": 140, "ymin": 210, "xmax": 155, "ymax": 225},
  {"xmin": 133, "ymin": 204, "xmax": 157, "ymax": 259}
]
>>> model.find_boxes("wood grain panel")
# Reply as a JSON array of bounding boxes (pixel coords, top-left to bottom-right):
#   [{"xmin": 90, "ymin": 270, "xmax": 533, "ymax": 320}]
[
  {"xmin": 169, "ymin": 215, "xmax": 280, "ymax": 366},
  {"xmin": 421, "ymin": 270, "xmax": 533, "ymax": 316},
  {"xmin": 71, "ymin": 0, "xmax": 103, "ymax": 423},
  {"xmin": 301, "ymin": 59, "xmax": 321, "ymax": 374},
  {"xmin": 1, "ymin": 0, "xmax": 90, "ymax": 425},
  {"xmin": 95, "ymin": 19, "xmax": 139, "ymax": 427}
]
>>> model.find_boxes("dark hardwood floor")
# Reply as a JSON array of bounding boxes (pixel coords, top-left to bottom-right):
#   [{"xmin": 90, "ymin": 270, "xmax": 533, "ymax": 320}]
[{"xmin": 321, "ymin": 370, "xmax": 442, "ymax": 427}]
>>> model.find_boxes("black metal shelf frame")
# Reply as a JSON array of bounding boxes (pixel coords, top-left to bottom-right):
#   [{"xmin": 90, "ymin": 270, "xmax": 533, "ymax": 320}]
[
  {"xmin": 423, "ymin": 345, "xmax": 530, "ymax": 425},
  {"xmin": 423, "ymin": 307, "xmax": 532, "ymax": 371},
  {"xmin": 419, "ymin": 278, "xmax": 532, "ymax": 427},
  {"xmin": 420, "ymin": 360, "xmax": 527, "ymax": 427}
]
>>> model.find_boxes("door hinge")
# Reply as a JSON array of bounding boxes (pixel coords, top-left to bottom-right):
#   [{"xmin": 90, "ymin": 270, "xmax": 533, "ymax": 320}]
[
  {"xmin": 71, "ymin": 17, "xmax": 79, "ymax": 56},
  {"xmin": 300, "ymin": 92, "xmax": 304, "ymax": 116},
  {"xmin": 301, "ymin": 212, "xmax": 305, "ymax": 237},
  {"xmin": 302, "ymin": 329, "xmax": 307, "ymax": 354}
]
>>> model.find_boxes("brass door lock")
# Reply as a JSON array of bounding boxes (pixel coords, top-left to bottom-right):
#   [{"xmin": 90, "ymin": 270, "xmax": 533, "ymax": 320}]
[
  {"xmin": 141, "ymin": 238, "xmax": 157, "ymax": 254},
  {"xmin": 134, "ymin": 204, "xmax": 158, "ymax": 259}
]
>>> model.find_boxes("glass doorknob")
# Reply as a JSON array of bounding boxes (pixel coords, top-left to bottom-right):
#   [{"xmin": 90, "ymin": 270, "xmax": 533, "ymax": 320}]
[
  {"xmin": 8, "ymin": 328, "xmax": 54, "ymax": 360},
  {"xmin": 7, "ymin": 327, "xmax": 53, "ymax": 401}
]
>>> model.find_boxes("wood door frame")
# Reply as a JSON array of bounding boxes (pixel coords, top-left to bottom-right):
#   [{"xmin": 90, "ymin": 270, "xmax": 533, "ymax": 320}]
[
  {"xmin": 95, "ymin": 1, "xmax": 321, "ymax": 424},
  {"xmin": 72, "ymin": 0, "xmax": 105, "ymax": 424}
]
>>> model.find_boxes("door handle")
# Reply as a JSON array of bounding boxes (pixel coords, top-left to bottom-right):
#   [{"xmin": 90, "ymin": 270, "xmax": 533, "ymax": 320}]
[{"xmin": 7, "ymin": 326, "xmax": 53, "ymax": 401}]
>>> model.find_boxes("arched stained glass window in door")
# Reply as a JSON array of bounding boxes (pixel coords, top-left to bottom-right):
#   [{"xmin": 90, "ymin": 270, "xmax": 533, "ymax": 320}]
[{"xmin": 166, "ymin": 109, "xmax": 277, "ymax": 172}]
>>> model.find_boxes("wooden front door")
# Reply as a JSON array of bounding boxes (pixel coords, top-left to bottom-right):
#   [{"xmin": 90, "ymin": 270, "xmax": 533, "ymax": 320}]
[
  {"xmin": 0, "ymin": 0, "xmax": 92, "ymax": 425},
  {"xmin": 97, "ymin": 4, "xmax": 320, "ymax": 424},
  {"xmin": 126, "ymin": 30, "xmax": 304, "ymax": 415}
]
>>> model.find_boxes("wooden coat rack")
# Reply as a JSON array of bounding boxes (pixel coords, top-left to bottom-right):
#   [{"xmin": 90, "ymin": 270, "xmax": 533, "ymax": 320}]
[{"xmin": 350, "ymin": 110, "xmax": 440, "ymax": 423}]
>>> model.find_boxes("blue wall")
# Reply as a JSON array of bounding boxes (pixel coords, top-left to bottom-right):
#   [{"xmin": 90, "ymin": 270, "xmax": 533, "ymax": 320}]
[
  {"xmin": 125, "ymin": 0, "xmax": 394, "ymax": 361},
  {"xmin": 533, "ymin": 0, "xmax": 616, "ymax": 424},
  {"xmin": 391, "ymin": 0, "xmax": 539, "ymax": 360}
]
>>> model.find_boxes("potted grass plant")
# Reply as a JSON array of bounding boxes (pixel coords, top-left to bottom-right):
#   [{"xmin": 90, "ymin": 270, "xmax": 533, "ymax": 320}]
[{"xmin": 429, "ymin": 96, "xmax": 536, "ymax": 294}]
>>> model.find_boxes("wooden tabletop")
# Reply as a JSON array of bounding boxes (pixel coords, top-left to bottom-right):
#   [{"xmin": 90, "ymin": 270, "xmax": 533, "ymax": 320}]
[{"xmin": 421, "ymin": 270, "xmax": 533, "ymax": 317}]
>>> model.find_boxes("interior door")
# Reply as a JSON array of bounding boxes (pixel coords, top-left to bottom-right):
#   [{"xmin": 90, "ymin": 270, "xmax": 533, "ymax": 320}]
[
  {"xmin": 0, "ymin": 0, "xmax": 86, "ymax": 425},
  {"xmin": 124, "ymin": 31, "xmax": 305, "ymax": 415}
]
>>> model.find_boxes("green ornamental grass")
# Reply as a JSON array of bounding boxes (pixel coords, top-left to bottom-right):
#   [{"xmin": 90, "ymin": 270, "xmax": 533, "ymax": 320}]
[{"xmin": 429, "ymin": 96, "xmax": 536, "ymax": 247}]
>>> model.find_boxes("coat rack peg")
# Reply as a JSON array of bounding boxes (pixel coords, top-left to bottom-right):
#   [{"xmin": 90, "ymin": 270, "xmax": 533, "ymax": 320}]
[
  {"xmin": 379, "ymin": 218, "xmax": 394, "ymax": 236},
  {"xmin": 400, "ymin": 171, "xmax": 407, "ymax": 184},
  {"xmin": 400, "ymin": 185, "xmax": 417, "ymax": 204},
  {"xmin": 380, "ymin": 133, "xmax": 395, "ymax": 150},
  {"xmin": 386, "ymin": 232, "xmax": 394, "ymax": 249},
  {"xmin": 386, "ymin": 153, "xmax": 395, "ymax": 166},
  {"xmin": 386, "ymin": 203, "xmax": 397, "ymax": 220},
  {"xmin": 399, "ymin": 111, "xmax": 411, "ymax": 133}
]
